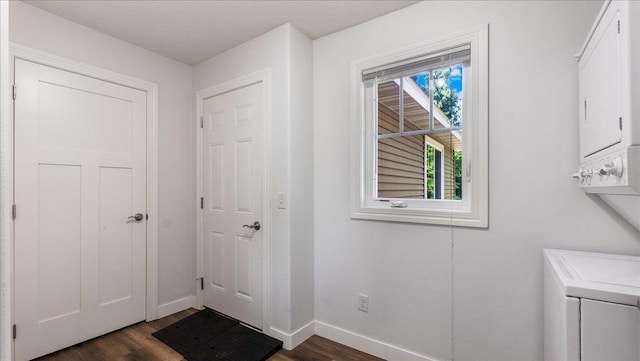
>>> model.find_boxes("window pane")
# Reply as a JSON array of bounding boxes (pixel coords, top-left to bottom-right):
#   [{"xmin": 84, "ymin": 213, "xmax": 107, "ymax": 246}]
[
  {"xmin": 377, "ymin": 78, "xmax": 426, "ymax": 199},
  {"xmin": 432, "ymin": 64, "xmax": 464, "ymax": 129},
  {"xmin": 377, "ymin": 80, "xmax": 400, "ymax": 135},
  {"xmin": 442, "ymin": 143, "xmax": 457, "ymax": 200},
  {"xmin": 404, "ymin": 73, "xmax": 430, "ymax": 132},
  {"xmin": 426, "ymin": 144, "xmax": 435, "ymax": 199},
  {"xmin": 434, "ymin": 148, "xmax": 442, "ymax": 199},
  {"xmin": 454, "ymin": 150, "xmax": 463, "ymax": 200},
  {"xmin": 377, "ymin": 134, "xmax": 425, "ymax": 199}
]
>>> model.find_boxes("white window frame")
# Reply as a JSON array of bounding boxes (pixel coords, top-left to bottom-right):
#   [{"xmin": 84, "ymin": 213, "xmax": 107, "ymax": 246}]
[{"xmin": 350, "ymin": 25, "xmax": 488, "ymax": 227}]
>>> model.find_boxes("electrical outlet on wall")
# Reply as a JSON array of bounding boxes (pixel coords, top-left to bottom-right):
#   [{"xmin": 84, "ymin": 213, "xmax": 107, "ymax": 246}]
[{"xmin": 358, "ymin": 293, "xmax": 368, "ymax": 312}]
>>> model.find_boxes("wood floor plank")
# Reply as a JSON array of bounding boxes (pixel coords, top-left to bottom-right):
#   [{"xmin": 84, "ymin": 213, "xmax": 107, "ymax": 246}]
[
  {"xmin": 34, "ymin": 309, "xmax": 382, "ymax": 361},
  {"xmin": 121, "ymin": 323, "xmax": 183, "ymax": 361},
  {"xmin": 274, "ymin": 335, "xmax": 385, "ymax": 361}
]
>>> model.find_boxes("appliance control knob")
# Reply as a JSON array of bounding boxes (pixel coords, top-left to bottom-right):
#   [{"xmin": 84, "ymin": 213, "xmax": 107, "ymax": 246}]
[
  {"xmin": 600, "ymin": 157, "xmax": 623, "ymax": 178},
  {"xmin": 572, "ymin": 169, "xmax": 582, "ymax": 180}
]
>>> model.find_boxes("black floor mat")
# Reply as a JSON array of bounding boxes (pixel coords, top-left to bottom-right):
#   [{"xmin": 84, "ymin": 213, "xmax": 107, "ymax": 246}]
[
  {"xmin": 152, "ymin": 308, "xmax": 238, "ymax": 355},
  {"xmin": 153, "ymin": 309, "xmax": 283, "ymax": 361},
  {"xmin": 187, "ymin": 324, "xmax": 283, "ymax": 361}
]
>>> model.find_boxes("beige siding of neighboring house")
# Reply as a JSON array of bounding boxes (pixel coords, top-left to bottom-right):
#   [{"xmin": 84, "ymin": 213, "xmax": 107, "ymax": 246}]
[{"xmin": 377, "ymin": 103, "xmax": 425, "ymax": 198}]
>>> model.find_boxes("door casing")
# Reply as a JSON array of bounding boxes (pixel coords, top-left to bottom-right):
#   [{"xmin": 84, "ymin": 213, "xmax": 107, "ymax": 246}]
[
  {"xmin": 3, "ymin": 43, "xmax": 160, "ymax": 360},
  {"xmin": 195, "ymin": 70, "xmax": 272, "ymax": 336},
  {"xmin": 0, "ymin": 4, "xmax": 11, "ymax": 361}
]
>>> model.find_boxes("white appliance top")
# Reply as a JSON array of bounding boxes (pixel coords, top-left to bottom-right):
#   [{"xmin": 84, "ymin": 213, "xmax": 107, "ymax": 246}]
[{"xmin": 545, "ymin": 249, "xmax": 640, "ymax": 306}]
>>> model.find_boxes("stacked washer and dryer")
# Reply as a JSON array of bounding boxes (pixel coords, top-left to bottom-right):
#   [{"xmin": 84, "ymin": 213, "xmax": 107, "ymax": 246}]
[{"xmin": 544, "ymin": 1, "xmax": 640, "ymax": 360}]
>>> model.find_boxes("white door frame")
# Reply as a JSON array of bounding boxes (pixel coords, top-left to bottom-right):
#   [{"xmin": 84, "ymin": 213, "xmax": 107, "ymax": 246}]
[
  {"xmin": 195, "ymin": 70, "xmax": 272, "ymax": 334},
  {"xmin": 2, "ymin": 43, "xmax": 160, "ymax": 359},
  {"xmin": 0, "ymin": 3, "xmax": 12, "ymax": 360}
]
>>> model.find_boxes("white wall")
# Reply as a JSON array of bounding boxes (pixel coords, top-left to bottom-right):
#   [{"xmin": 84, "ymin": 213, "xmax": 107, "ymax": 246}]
[
  {"xmin": 313, "ymin": 1, "xmax": 640, "ymax": 360},
  {"xmin": 9, "ymin": 1, "xmax": 195, "ymax": 308},
  {"xmin": 192, "ymin": 23, "xmax": 314, "ymax": 341},
  {"xmin": 288, "ymin": 25, "xmax": 315, "ymax": 334}
]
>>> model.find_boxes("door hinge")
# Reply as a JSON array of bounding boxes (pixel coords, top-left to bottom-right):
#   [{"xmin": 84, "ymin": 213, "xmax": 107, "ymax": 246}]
[
  {"xmin": 12, "ymin": 324, "xmax": 16, "ymax": 339},
  {"xmin": 200, "ymin": 197, "xmax": 204, "ymax": 209},
  {"xmin": 200, "ymin": 116, "xmax": 203, "ymax": 129},
  {"xmin": 619, "ymin": 117, "xmax": 623, "ymax": 130},
  {"xmin": 618, "ymin": 20, "xmax": 620, "ymax": 34},
  {"xmin": 12, "ymin": 85, "xmax": 16, "ymax": 100},
  {"xmin": 12, "ymin": 205, "xmax": 16, "ymax": 220},
  {"xmin": 200, "ymin": 277, "xmax": 204, "ymax": 290}
]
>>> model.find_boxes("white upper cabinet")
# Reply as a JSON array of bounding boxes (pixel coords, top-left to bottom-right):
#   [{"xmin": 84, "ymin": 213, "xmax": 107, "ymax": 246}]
[{"xmin": 578, "ymin": 1, "xmax": 626, "ymax": 159}]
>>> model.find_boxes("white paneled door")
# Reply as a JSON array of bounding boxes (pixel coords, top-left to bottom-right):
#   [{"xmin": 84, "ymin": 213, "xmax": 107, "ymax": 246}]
[
  {"xmin": 202, "ymin": 82, "xmax": 264, "ymax": 329},
  {"xmin": 14, "ymin": 59, "xmax": 147, "ymax": 360}
]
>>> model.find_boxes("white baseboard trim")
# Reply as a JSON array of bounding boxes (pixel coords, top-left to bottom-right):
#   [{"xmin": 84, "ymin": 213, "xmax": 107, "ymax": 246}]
[
  {"xmin": 153, "ymin": 307, "xmax": 441, "ymax": 361},
  {"xmin": 291, "ymin": 321, "xmax": 316, "ymax": 349},
  {"xmin": 269, "ymin": 320, "xmax": 315, "ymax": 350},
  {"xmin": 315, "ymin": 320, "xmax": 443, "ymax": 361},
  {"xmin": 157, "ymin": 295, "xmax": 197, "ymax": 319}
]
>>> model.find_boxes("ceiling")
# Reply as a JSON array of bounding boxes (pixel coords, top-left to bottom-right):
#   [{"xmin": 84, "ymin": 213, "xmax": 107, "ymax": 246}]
[{"xmin": 24, "ymin": 0, "xmax": 418, "ymax": 65}]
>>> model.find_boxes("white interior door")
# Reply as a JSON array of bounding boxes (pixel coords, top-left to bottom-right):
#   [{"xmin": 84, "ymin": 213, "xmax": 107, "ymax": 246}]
[
  {"xmin": 14, "ymin": 59, "xmax": 147, "ymax": 360},
  {"xmin": 202, "ymin": 82, "xmax": 264, "ymax": 329}
]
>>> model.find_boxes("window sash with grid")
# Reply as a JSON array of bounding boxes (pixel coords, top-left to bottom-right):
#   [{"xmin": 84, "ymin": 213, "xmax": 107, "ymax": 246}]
[{"xmin": 368, "ymin": 47, "xmax": 468, "ymax": 203}]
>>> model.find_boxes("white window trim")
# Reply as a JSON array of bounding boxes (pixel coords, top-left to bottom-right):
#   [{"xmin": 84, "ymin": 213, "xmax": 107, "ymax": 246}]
[{"xmin": 350, "ymin": 25, "xmax": 488, "ymax": 227}]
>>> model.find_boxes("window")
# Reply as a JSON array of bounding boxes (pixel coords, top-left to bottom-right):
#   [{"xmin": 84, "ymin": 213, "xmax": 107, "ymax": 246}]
[{"xmin": 351, "ymin": 25, "xmax": 488, "ymax": 227}]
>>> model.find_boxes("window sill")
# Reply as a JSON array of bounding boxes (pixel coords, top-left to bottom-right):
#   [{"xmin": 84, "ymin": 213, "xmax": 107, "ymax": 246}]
[{"xmin": 351, "ymin": 204, "xmax": 487, "ymax": 228}]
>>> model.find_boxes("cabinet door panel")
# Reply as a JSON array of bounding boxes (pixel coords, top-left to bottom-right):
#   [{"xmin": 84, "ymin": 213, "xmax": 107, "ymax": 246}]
[
  {"xmin": 581, "ymin": 299, "xmax": 640, "ymax": 361},
  {"xmin": 578, "ymin": 6, "xmax": 622, "ymax": 157}
]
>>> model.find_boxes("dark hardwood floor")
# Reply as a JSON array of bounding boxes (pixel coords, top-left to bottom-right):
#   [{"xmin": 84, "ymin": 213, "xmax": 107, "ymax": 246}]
[{"xmin": 34, "ymin": 309, "xmax": 384, "ymax": 361}]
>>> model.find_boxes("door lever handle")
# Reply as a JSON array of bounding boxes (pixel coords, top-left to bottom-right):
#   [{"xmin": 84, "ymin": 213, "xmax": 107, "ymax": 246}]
[
  {"xmin": 242, "ymin": 221, "xmax": 261, "ymax": 231},
  {"xmin": 128, "ymin": 213, "xmax": 144, "ymax": 222}
]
